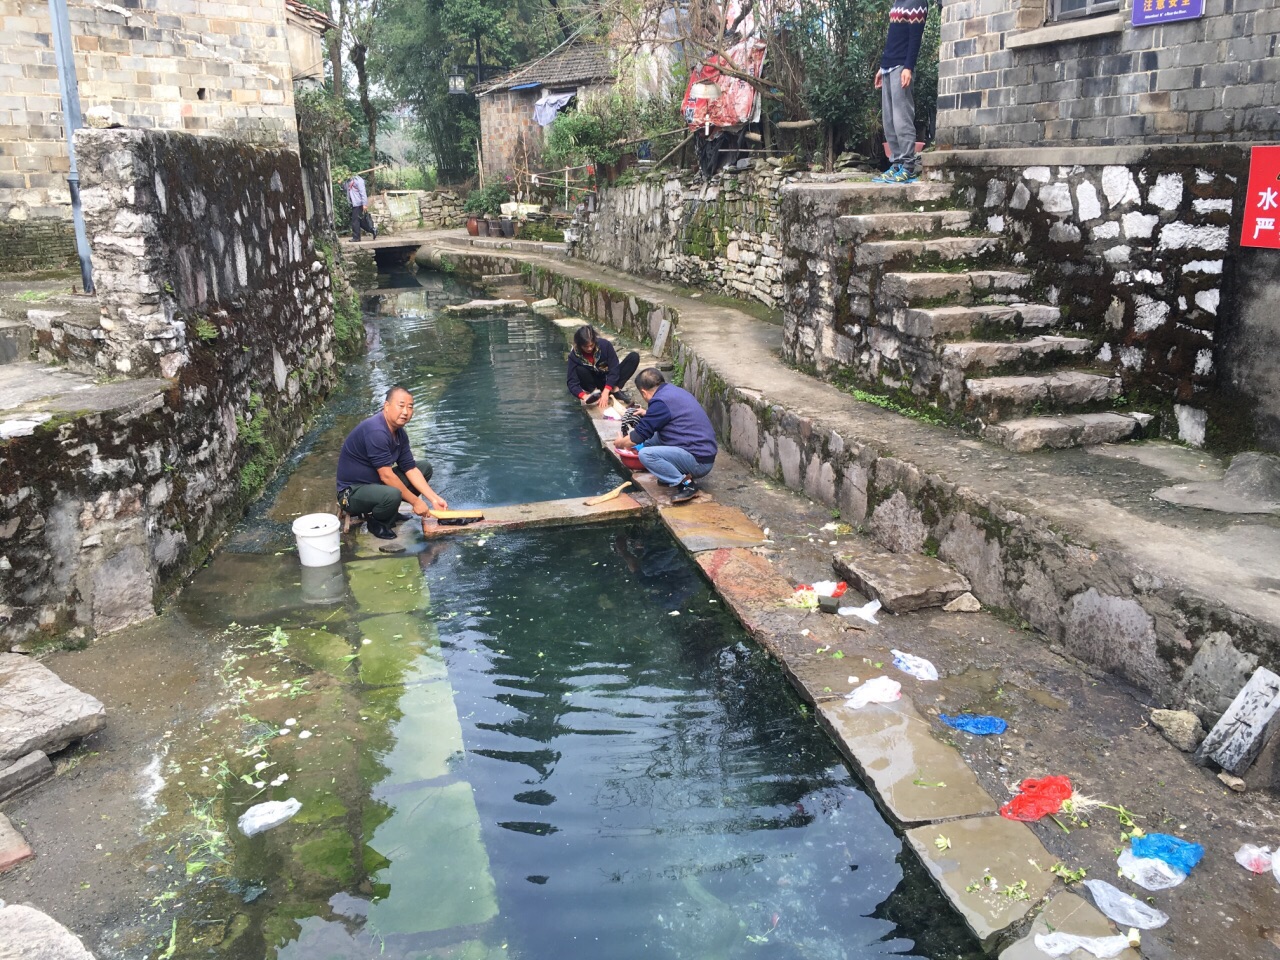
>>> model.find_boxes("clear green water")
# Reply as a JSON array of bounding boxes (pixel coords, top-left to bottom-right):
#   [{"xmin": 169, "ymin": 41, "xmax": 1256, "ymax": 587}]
[{"xmin": 157, "ymin": 274, "xmax": 980, "ymax": 960}]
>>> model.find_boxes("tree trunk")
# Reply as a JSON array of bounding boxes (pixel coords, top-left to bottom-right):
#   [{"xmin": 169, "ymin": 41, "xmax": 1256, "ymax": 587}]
[
  {"xmin": 329, "ymin": 0, "xmax": 345, "ymax": 96},
  {"xmin": 350, "ymin": 40, "xmax": 377, "ymax": 191},
  {"xmin": 544, "ymin": 0, "xmax": 573, "ymax": 42}
]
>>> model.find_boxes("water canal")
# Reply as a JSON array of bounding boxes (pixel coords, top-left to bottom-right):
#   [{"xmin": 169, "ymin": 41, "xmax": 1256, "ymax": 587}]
[{"xmin": 131, "ymin": 270, "xmax": 982, "ymax": 959}]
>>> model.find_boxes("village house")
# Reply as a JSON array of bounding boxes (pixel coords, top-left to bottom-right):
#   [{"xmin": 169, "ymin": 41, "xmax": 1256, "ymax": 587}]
[{"xmin": 476, "ymin": 43, "xmax": 614, "ymax": 179}]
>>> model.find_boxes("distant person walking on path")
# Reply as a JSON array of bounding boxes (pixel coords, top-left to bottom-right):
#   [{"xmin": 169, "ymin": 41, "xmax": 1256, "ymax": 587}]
[
  {"xmin": 612, "ymin": 368, "xmax": 717, "ymax": 504},
  {"xmin": 345, "ymin": 173, "xmax": 377, "ymax": 241},
  {"xmin": 872, "ymin": 0, "xmax": 928, "ymax": 184},
  {"xmin": 566, "ymin": 324, "xmax": 640, "ymax": 411},
  {"xmin": 336, "ymin": 385, "xmax": 446, "ymax": 538}
]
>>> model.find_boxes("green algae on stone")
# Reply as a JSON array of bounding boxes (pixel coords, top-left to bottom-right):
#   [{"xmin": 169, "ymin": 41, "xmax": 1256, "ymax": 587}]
[
  {"xmin": 356, "ymin": 612, "xmax": 445, "ymax": 687},
  {"xmin": 286, "ymin": 627, "xmax": 355, "ymax": 676},
  {"xmin": 293, "ymin": 826, "xmax": 357, "ymax": 887},
  {"xmin": 346, "ymin": 558, "xmax": 431, "ymax": 614},
  {"xmin": 366, "ymin": 781, "xmax": 499, "ymax": 936}
]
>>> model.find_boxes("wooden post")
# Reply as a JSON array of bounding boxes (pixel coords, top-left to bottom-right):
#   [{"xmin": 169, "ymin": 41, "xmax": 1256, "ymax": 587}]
[
  {"xmin": 564, "ymin": 166, "xmax": 570, "ymax": 210},
  {"xmin": 476, "ymin": 139, "xmax": 484, "ymax": 188}
]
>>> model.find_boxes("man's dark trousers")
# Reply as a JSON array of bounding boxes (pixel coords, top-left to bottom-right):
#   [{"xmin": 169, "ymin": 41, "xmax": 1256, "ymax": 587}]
[{"xmin": 340, "ymin": 464, "xmax": 432, "ymax": 522}]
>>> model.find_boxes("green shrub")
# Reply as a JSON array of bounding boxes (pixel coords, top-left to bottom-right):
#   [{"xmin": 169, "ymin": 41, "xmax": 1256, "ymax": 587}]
[{"xmin": 463, "ymin": 183, "xmax": 510, "ymax": 216}]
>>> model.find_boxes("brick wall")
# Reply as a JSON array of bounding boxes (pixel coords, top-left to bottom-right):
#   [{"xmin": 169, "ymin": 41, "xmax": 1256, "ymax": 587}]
[
  {"xmin": 0, "ymin": 0, "xmax": 299, "ymax": 270},
  {"xmin": 0, "ymin": 216, "xmax": 76, "ymax": 273},
  {"xmin": 479, "ymin": 89, "xmax": 539, "ymax": 179},
  {"xmin": 936, "ymin": 0, "xmax": 1280, "ymax": 148}
]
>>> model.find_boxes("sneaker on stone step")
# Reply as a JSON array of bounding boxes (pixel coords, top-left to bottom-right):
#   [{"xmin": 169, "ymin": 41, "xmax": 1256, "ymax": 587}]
[
  {"xmin": 871, "ymin": 163, "xmax": 902, "ymax": 184},
  {"xmin": 671, "ymin": 480, "xmax": 699, "ymax": 504}
]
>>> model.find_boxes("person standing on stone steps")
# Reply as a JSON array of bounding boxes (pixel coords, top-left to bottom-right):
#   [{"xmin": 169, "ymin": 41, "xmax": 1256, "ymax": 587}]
[
  {"xmin": 872, "ymin": 0, "xmax": 928, "ymax": 185},
  {"xmin": 566, "ymin": 324, "xmax": 640, "ymax": 411},
  {"xmin": 336, "ymin": 385, "xmax": 447, "ymax": 539}
]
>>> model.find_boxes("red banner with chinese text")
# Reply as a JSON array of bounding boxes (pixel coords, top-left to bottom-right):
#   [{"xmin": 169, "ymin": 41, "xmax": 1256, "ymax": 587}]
[{"xmin": 1241, "ymin": 146, "xmax": 1280, "ymax": 250}]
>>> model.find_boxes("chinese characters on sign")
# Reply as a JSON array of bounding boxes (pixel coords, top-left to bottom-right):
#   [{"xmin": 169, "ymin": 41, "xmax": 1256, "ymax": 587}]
[
  {"xmin": 1241, "ymin": 146, "xmax": 1280, "ymax": 250},
  {"xmin": 1132, "ymin": 0, "xmax": 1204, "ymax": 27}
]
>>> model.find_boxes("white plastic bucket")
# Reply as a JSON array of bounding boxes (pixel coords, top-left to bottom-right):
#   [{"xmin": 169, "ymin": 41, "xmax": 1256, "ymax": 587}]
[{"xmin": 292, "ymin": 513, "xmax": 341, "ymax": 567}]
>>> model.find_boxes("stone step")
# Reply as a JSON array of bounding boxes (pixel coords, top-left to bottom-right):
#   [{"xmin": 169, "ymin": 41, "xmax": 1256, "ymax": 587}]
[
  {"xmin": 0, "ymin": 321, "xmax": 31, "ymax": 365},
  {"xmin": 780, "ymin": 179, "xmax": 956, "ymax": 215},
  {"xmin": 891, "ymin": 302, "xmax": 1062, "ymax": 339},
  {"xmin": 833, "ymin": 549, "xmax": 971, "ymax": 613},
  {"xmin": 941, "ymin": 335, "xmax": 1093, "ymax": 372},
  {"xmin": 964, "ymin": 370, "xmax": 1123, "ymax": 420},
  {"xmin": 855, "ymin": 235, "xmax": 999, "ymax": 267},
  {"xmin": 837, "ymin": 210, "xmax": 972, "ymax": 241},
  {"xmin": 983, "ymin": 412, "xmax": 1152, "ymax": 453},
  {"xmin": 0, "ymin": 361, "xmax": 169, "ymax": 440},
  {"xmin": 879, "ymin": 269, "xmax": 1032, "ymax": 305}
]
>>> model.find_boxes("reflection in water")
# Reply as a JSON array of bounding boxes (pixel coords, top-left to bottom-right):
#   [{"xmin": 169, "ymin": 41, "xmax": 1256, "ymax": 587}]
[{"xmin": 152, "ymin": 272, "xmax": 980, "ymax": 960}]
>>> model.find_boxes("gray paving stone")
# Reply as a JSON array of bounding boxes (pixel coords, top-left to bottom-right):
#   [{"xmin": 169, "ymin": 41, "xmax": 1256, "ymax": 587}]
[
  {"xmin": 0, "ymin": 813, "xmax": 33, "ymax": 873},
  {"xmin": 0, "ymin": 655, "xmax": 105, "ymax": 762},
  {"xmin": 905, "ymin": 815, "xmax": 1056, "ymax": 948},
  {"xmin": 833, "ymin": 550, "xmax": 971, "ymax": 613},
  {"xmin": 0, "ymin": 750, "xmax": 53, "ymax": 802},
  {"xmin": 817, "ymin": 697, "xmax": 996, "ymax": 825},
  {"xmin": 0, "ymin": 902, "xmax": 96, "ymax": 959}
]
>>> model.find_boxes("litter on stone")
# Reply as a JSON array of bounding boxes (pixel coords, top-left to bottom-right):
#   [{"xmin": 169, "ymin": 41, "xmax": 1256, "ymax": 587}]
[
  {"xmin": 999, "ymin": 775, "xmax": 1073, "ymax": 822},
  {"xmin": 845, "ymin": 676, "xmax": 901, "ymax": 709},
  {"xmin": 838, "ymin": 598, "xmax": 881, "ymax": 624},
  {"xmin": 1130, "ymin": 833, "xmax": 1203, "ymax": 876},
  {"xmin": 939, "ymin": 713, "xmax": 1008, "ymax": 735},
  {"xmin": 1234, "ymin": 843, "xmax": 1273, "ymax": 874},
  {"xmin": 891, "ymin": 649, "xmax": 939, "ymax": 681},
  {"xmin": 238, "ymin": 797, "xmax": 302, "ymax": 837},
  {"xmin": 1117, "ymin": 848, "xmax": 1186, "ymax": 890},
  {"xmin": 1033, "ymin": 931, "xmax": 1137, "ymax": 959},
  {"xmin": 1083, "ymin": 879, "xmax": 1169, "ymax": 930}
]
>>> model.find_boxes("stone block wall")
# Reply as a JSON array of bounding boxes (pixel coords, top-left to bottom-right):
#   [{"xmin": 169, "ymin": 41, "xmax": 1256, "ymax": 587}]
[
  {"xmin": 941, "ymin": 150, "xmax": 1245, "ymax": 445},
  {"xmin": 419, "ymin": 190, "xmax": 465, "ymax": 229},
  {"xmin": 0, "ymin": 128, "xmax": 337, "ymax": 648},
  {"xmin": 0, "ymin": 216, "xmax": 76, "ymax": 274},
  {"xmin": 575, "ymin": 165, "xmax": 787, "ymax": 309},
  {"xmin": 936, "ymin": 0, "xmax": 1280, "ymax": 149},
  {"xmin": 0, "ymin": 0, "xmax": 298, "ymax": 270}
]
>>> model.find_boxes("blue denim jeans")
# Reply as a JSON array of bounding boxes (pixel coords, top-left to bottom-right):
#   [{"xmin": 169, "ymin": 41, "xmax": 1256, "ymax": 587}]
[{"xmin": 638, "ymin": 445, "xmax": 714, "ymax": 486}]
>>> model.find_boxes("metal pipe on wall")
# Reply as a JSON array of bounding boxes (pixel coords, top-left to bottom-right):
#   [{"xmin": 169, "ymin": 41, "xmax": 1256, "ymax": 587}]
[{"xmin": 47, "ymin": 0, "xmax": 95, "ymax": 294}]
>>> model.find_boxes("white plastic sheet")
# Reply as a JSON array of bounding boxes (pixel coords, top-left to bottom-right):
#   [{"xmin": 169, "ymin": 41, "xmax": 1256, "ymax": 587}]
[
  {"xmin": 238, "ymin": 798, "xmax": 302, "ymax": 837},
  {"xmin": 891, "ymin": 649, "xmax": 939, "ymax": 681},
  {"xmin": 1033, "ymin": 932, "xmax": 1134, "ymax": 959},
  {"xmin": 1083, "ymin": 879, "xmax": 1168, "ymax": 929},
  {"xmin": 838, "ymin": 598, "xmax": 881, "ymax": 624},
  {"xmin": 1117, "ymin": 848, "xmax": 1187, "ymax": 890},
  {"xmin": 845, "ymin": 676, "xmax": 901, "ymax": 709},
  {"xmin": 1235, "ymin": 843, "xmax": 1273, "ymax": 874}
]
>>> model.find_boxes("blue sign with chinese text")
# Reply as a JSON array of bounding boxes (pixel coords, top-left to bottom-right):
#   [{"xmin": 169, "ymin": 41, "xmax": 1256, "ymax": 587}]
[{"xmin": 1133, "ymin": 0, "xmax": 1204, "ymax": 27}]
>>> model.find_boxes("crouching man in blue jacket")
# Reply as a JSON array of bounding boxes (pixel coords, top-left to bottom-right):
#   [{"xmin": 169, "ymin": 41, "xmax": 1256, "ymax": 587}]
[{"xmin": 612, "ymin": 367, "xmax": 716, "ymax": 504}]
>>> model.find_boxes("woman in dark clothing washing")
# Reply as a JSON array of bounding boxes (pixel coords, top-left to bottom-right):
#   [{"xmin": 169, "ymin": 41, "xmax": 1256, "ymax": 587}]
[{"xmin": 565, "ymin": 325, "xmax": 640, "ymax": 411}]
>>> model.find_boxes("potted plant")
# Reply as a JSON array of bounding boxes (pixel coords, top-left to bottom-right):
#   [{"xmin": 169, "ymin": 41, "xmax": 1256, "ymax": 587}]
[{"xmin": 464, "ymin": 184, "xmax": 510, "ymax": 237}]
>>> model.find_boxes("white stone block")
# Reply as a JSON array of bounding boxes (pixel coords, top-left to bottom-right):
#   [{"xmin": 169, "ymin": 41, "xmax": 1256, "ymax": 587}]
[
  {"xmin": 1038, "ymin": 182, "xmax": 1073, "ymax": 215},
  {"xmin": 1101, "ymin": 166, "xmax": 1141, "ymax": 206},
  {"xmin": 1194, "ymin": 348, "xmax": 1214, "ymax": 375},
  {"xmin": 1076, "ymin": 181, "xmax": 1102, "ymax": 221},
  {"xmin": 1158, "ymin": 222, "xmax": 1229, "ymax": 252},
  {"xmin": 1195, "ymin": 289, "xmax": 1220, "ymax": 315},
  {"xmin": 1122, "ymin": 212, "xmax": 1158, "ymax": 239},
  {"xmin": 1148, "ymin": 172, "xmax": 1184, "ymax": 211},
  {"xmin": 1196, "ymin": 667, "xmax": 1280, "ymax": 775},
  {"xmin": 1175, "ymin": 403, "xmax": 1207, "ymax": 446},
  {"xmin": 1023, "ymin": 166, "xmax": 1051, "ymax": 183},
  {"xmin": 1133, "ymin": 294, "xmax": 1170, "ymax": 333},
  {"xmin": 1091, "ymin": 221, "xmax": 1120, "ymax": 240}
]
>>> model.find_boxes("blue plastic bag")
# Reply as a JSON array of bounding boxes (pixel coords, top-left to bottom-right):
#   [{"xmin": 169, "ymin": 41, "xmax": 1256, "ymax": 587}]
[
  {"xmin": 939, "ymin": 713, "xmax": 1008, "ymax": 735},
  {"xmin": 1131, "ymin": 833, "xmax": 1204, "ymax": 875}
]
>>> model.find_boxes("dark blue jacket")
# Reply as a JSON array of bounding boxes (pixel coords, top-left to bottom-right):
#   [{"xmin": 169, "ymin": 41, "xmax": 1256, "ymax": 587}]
[
  {"xmin": 566, "ymin": 337, "xmax": 623, "ymax": 397},
  {"xmin": 628, "ymin": 383, "xmax": 718, "ymax": 463},
  {"xmin": 336, "ymin": 413, "xmax": 416, "ymax": 492}
]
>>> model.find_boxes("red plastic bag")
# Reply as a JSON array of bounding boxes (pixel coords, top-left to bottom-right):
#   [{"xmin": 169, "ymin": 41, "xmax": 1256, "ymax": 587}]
[{"xmin": 999, "ymin": 775, "xmax": 1073, "ymax": 822}]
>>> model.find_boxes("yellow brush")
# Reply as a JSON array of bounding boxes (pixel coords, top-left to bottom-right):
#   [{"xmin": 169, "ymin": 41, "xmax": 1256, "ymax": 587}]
[
  {"xmin": 428, "ymin": 509, "xmax": 485, "ymax": 526},
  {"xmin": 584, "ymin": 481, "xmax": 631, "ymax": 506}
]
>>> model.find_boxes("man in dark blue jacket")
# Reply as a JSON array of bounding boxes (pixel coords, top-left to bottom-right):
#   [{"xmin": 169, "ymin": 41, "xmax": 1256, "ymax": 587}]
[
  {"xmin": 612, "ymin": 367, "xmax": 716, "ymax": 504},
  {"xmin": 566, "ymin": 325, "xmax": 639, "ymax": 410}
]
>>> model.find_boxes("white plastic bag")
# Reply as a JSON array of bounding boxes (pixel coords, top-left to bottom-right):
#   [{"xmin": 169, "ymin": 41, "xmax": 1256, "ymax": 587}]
[
  {"xmin": 1033, "ymin": 932, "xmax": 1133, "ymax": 959},
  {"xmin": 238, "ymin": 797, "xmax": 302, "ymax": 837},
  {"xmin": 1117, "ymin": 848, "xmax": 1187, "ymax": 890},
  {"xmin": 838, "ymin": 598, "xmax": 881, "ymax": 624},
  {"xmin": 1234, "ymin": 843, "xmax": 1273, "ymax": 874},
  {"xmin": 845, "ymin": 676, "xmax": 901, "ymax": 709},
  {"xmin": 1083, "ymin": 879, "xmax": 1168, "ymax": 929},
  {"xmin": 809, "ymin": 580, "xmax": 842, "ymax": 597},
  {"xmin": 891, "ymin": 649, "xmax": 939, "ymax": 682}
]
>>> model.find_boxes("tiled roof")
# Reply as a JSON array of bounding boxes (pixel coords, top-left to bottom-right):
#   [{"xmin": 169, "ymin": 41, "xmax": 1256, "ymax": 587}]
[
  {"xmin": 285, "ymin": 0, "xmax": 338, "ymax": 32},
  {"xmin": 477, "ymin": 43, "xmax": 613, "ymax": 95}
]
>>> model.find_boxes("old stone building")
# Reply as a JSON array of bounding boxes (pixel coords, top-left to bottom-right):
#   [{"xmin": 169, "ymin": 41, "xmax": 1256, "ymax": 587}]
[
  {"xmin": 477, "ymin": 44, "xmax": 613, "ymax": 179},
  {"xmin": 0, "ymin": 0, "xmax": 332, "ymax": 274}
]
